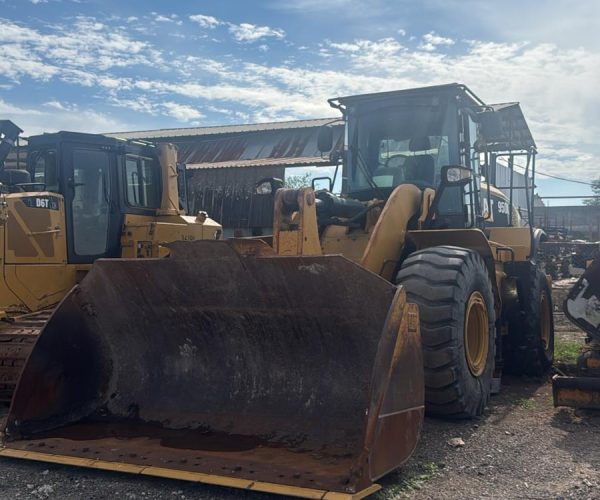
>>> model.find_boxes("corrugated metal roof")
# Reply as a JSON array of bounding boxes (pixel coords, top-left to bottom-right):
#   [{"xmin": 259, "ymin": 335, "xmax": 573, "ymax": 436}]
[
  {"xmin": 2, "ymin": 118, "xmax": 345, "ymax": 171},
  {"xmin": 106, "ymin": 118, "xmax": 342, "ymax": 140},
  {"xmin": 187, "ymin": 155, "xmax": 331, "ymax": 170},
  {"xmin": 153, "ymin": 119, "xmax": 345, "ymax": 170}
]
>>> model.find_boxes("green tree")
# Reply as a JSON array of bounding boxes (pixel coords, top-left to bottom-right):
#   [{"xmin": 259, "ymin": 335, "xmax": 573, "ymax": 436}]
[
  {"xmin": 285, "ymin": 172, "xmax": 312, "ymax": 189},
  {"xmin": 583, "ymin": 178, "xmax": 600, "ymax": 206}
]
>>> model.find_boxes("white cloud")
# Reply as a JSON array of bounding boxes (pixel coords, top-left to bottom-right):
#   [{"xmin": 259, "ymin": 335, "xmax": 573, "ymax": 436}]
[
  {"xmin": 43, "ymin": 100, "xmax": 68, "ymax": 110},
  {"xmin": 162, "ymin": 102, "xmax": 204, "ymax": 122},
  {"xmin": 0, "ymin": 99, "xmax": 132, "ymax": 136},
  {"xmin": 0, "ymin": 17, "xmax": 163, "ymax": 82},
  {"xmin": 188, "ymin": 14, "xmax": 285, "ymax": 43},
  {"xmin": 329, "ymin": 38, "xmax": 403, "ymax": 64},
  {"xmin": 189, "ymin": 14, "xmax": 221, "ymax": 29},
  {"xmin": 155, "ymin": 13, "xmax": 182, "ymax": 25},
  {"xmin": 419, "ymin": 31, "xmax": 455, "ymax": 51},
  {"xmin": 228, "ymin": 23, "xmax": 285, "ymax": 43},
  {"xmin": 1, "ymin": 14, "xmax": 598, "ymax": 181}
]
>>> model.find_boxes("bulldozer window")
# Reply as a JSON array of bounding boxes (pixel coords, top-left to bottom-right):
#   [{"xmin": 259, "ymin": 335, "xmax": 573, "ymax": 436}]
[
  {"xmin": 71, "ymin": 149, "xmax": 111, "ymax": 256},
  {"xmin": 124, "ymin": 155, "xmax": 160, "ymax": 209},
  {"xmin": 30, "ymin": 150, "xmax": 59, "ymax": 192}
]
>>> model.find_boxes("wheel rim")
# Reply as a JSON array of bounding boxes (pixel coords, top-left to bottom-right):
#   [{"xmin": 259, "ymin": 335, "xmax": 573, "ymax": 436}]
[
  {"xmin": 540, "ymin": 291, "xmax": 551, "ymax": 350},
  {"xmin": 464, "ymin": 291, "xmax": 489, "ymax": 377}
]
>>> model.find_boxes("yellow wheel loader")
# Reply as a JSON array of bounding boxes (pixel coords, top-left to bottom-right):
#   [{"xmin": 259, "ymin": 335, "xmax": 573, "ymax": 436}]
[
  {"xmin": 0, "ymin": 123, "xmax": 221, "ymax": 401},
  {"xmin": 0, "ymin": 84, "xmax": 553, "ymax": 499}
]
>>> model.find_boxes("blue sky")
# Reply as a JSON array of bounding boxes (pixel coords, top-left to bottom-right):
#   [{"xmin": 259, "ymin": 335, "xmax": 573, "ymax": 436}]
[{"xmin": 1, "ymin": 0, "xmax": 599, "ymax": 202}]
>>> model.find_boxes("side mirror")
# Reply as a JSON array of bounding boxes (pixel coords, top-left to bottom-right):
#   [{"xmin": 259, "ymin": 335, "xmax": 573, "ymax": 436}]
[
  {"xmin": 441, "ymin": 165, "xmax": 472, "ymax": 187},
  {"xmin": 311, "ymin": 176, "xmax": 333, "ymax": 192},
  {"xmin": 317, "ymin": 125, "xmax": 333, "ymax": 153},
  {"xmin": 255, "ymin": 177, "xmax": 284, "ymax": 195},
  {"xmin": 477, "ymin": 110, "xmax": 503, "ymax": 142}
]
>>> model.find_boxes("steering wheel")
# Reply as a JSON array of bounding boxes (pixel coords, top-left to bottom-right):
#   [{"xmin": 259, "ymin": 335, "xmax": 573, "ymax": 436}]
[
  {"xmin": 384, "ymin": 153, "xmax": 409, "ymax": 169},
  {"xmin": 372, "ymin": 154, "xmax": 410, "ymax": 183}
]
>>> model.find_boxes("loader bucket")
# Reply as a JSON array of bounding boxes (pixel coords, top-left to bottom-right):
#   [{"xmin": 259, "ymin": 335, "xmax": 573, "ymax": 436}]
[{"xmin": 1, "ymin": 241, "xmax": 424, "ymax": 499}]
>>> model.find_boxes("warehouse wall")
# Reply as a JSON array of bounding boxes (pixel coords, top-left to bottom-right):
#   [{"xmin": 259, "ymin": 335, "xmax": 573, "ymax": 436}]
[
  {"xmin": 187, "ymin": 165, "xmax": 284, "ymax": 237},
  {"xmin": 535, "ymin": 205, "xmax": 600, "ymax": 241}
]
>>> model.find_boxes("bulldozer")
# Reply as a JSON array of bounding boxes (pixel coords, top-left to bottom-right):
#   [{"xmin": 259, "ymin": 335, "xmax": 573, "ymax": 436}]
[
  {"xmin": 0, "ymin": 121, "xmax": 221, "ymax": 401},
  {"xmin": 0, "ymin": 84, "xmax": 554, "ymax": 499}
]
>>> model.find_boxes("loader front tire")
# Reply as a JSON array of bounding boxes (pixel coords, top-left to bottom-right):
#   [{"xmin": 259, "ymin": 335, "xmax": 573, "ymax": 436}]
[{"xmin": 395, "ymin": 246, "xmax": 496, "ymax": 418}]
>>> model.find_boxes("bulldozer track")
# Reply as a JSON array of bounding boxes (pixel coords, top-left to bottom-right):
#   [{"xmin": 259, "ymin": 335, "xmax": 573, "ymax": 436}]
[{"xmin": 0, "ymin": 310, "xmax": 53, "ymax": 403}]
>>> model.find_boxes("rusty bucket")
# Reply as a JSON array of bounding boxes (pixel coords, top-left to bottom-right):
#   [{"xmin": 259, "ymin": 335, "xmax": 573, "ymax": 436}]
[{"xmin": 1, "ymin": 241, "xmax": 423, "ymax": 499}]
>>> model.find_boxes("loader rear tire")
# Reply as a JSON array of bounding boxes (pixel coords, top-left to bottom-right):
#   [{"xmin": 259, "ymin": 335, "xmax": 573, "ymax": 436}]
[
  {"xmin": 395, "ymin": 246, "xmax": 496, "ymax": 418},
  {"xmin": 503, "ymin": 268, "xmax": 554, "ymax": 376}
]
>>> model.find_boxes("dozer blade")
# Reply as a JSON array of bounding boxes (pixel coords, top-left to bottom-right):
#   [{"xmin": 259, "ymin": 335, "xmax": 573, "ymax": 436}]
[
  {"xmin": 552, "ymin": 375, "xmax": 600, "ymax": 410},
  {"xmin": 1, "ymin": 240, "xmax": 424, "ymax": 499}
]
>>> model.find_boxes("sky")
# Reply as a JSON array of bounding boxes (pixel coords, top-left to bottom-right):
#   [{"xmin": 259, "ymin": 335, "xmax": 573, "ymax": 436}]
[{"xmin": 0, "ymin": 0, "xmax": 599, "ymax": 202}]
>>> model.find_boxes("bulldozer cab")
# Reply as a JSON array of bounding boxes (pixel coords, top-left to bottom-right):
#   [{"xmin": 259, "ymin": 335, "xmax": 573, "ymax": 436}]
[
  {"xmin": 25, "ymin": 132, "xmax": 169, "ymax": 264},
  {"xmin": 0, "ymin": 129, "xmax": 220, "ymax": 314},
  {"xmin": 327, "ymin": 83, "xmax": 537, "ymax": 233}
]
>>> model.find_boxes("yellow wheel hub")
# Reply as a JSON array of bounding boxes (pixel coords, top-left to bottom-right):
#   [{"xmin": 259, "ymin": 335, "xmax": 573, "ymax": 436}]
[{"xmin": 464, "ymin": 291, "xmax": 489, "ymax": 377}]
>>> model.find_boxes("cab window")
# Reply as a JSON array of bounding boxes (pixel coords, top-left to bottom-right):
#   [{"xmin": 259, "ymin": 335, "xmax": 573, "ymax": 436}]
[
  {"xmin": 71, "ymin": 148, "xmax": 111, "ymax": 256},
  {"xmin": 30, "ymin": 150, "xmax": 59, "ymax": 192},
  {"xmin": 124, "ymin": 155, "xmax": 160, "ymax": 209}
]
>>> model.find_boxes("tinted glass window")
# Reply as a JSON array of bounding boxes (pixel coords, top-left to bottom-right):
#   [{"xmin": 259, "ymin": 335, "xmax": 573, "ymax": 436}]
[
  {"xmin": 31, "ymin": 150, "xmax": 59, "ymax": 192},
  {"xmin": 350, "ymin": 103, "xmax": 453, "ymax": 193},
  {"xmin": 71, "ymin": 149, "xmax": 110, "ymax": 256},
  {"xmin": 124, "ymin": 155, "xmax": 160, "ymax": 209}
]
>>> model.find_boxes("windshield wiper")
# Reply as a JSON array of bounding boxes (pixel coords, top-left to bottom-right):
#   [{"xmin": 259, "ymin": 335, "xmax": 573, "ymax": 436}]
[
  {"xmin": 351, "ymin": 128, "xmax": 386, "ymax": 200},
  {"xmin": 355, "ymin": 147, "xmax": 386, "ymax": 200}
]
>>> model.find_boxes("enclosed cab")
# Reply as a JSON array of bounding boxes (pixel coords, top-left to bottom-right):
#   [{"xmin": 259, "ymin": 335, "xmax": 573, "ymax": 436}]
[{"xmin": 0, "ymin": 130, "xmax": 221, "ymax": 313}]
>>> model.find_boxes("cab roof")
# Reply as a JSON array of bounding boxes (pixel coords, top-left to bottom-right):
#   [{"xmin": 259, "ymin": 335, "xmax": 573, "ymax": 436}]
[
  {"xmin": 330, "ymin": 83, "xmax": 486, "ymax": 109},
  {"xmin": 27, "ymin": 131, "xmax": 155, "ymax": 150}
]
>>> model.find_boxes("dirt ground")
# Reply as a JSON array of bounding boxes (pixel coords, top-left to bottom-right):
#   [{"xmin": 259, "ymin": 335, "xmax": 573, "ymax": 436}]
[{"xmin": 0, "ymin": 282, "xmax": 599, "ymax": 500}]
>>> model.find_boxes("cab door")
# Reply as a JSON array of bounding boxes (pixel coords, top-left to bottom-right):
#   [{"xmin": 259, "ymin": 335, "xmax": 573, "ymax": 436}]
[{"xmin": 61, "ymin": 143, "xmax": 121, "ymax": 264}]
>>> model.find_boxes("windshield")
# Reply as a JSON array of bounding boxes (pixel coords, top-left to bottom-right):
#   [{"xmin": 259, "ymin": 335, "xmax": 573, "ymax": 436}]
[{"xmin": 347, "ymin": 100, "xmax": 456, "ymax": 196}]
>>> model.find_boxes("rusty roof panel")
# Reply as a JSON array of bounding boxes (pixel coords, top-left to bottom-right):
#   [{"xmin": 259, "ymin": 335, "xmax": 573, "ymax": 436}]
[
  {"xmin": 106, "ymin": 118, "xmax": 342, "ymax": 140},
  {"xmin": 187, "ymin": 155, "xmax": 330, "ymax": 170},
  {"xmin": 105, "ymin": 117, "xmax": 344, "ymax": 170},
  {"xmin": 171, "ymin": 122, "xmax": 343, "ymax": 169}
]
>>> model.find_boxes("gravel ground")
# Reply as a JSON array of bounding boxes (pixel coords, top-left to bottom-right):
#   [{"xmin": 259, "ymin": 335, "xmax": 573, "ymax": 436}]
[{"xmin": 0, "ymin": 284, "xmax": 598, "ymax": 500}]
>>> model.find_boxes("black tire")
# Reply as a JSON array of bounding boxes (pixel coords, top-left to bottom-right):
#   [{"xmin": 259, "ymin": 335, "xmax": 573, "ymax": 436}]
[
  {"xmin": 504, "ymin": 268, "xmax": 554, "ymax": 376},
  {"xmin": 395, "ymin": 246, "xmax": 496, "ymax": 418}
]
